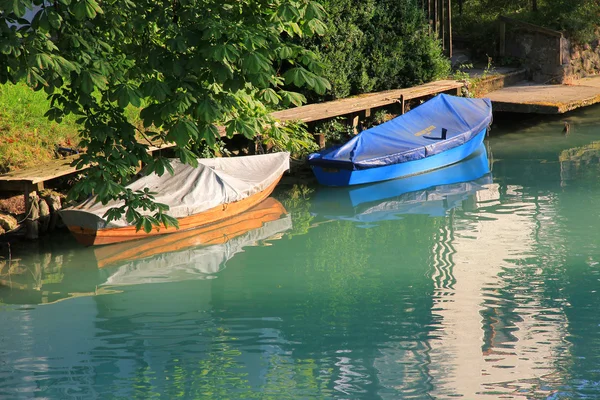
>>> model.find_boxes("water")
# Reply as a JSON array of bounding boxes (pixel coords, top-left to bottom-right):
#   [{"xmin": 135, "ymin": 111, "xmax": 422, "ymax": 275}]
[{"xmin": 3, "ymin": 107, "xmax": 600, "ymax": 399}]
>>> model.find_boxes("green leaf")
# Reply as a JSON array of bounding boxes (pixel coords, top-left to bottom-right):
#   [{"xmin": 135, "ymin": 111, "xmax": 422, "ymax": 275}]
[
  {"xmin": 283, "ymin": 67, "xmax": 315, "ymax": 88},
  {"xmin": 195, "ymin": 97, "xmax": 222, "ymax": 122},
  {"xmin": 35, "ymin": 53, "xmax": 55, "ymax": 70},
  {"xmin": 260, "ymin": 88, "xmax": 280, "ymax": 105},
  {"xmin": 212, "ymin": 44, "xmax": 239, "ymax": 62},
  {"xmin": 160, "ymin": 214, "xmax": 179, "ymax": 229},
  {"xmin": 278, "ymin": 3, "xmax": 300, "ymax": 21},
  {"xmin": 126, "ymin": 207, "xmax": 141, "ymax": 224},
  {"xmin": 54, "ymin": 56, "xmax": 78, "ymax": 73},
  {"xmin": 242, "ymin": 52, "xmax": 271, "ymax": 74},
  {"xmin": 140, "ymin": 79, "xmax": 171, "ymax": 102},
  {"xmin": 13, "ymin": 0, "xmax": 27, "ymax": 18},
  {"xmin": 72, "ymin": 1, "xmax": 87, "ymax": 19},
  {"xmin": 72, "ymin": 0, "xmax": 102, "ymax": 20},
  {"xmin": 47, "ymin": 10, "xmax": 62, "ymax": 29},
  {"xmin": 90, "ymin": 71, "xmax": 107, "ymax": 90},
  {"xmin": 312, "ymin": 76, "xmax": 331, "ymax": 95},
  {"xmin": 307, "ymin": 18, "xmax": 328, "ymax": 35},
  {"xmin": 285, "ymin": 22, "xmax": 304, "ymax": 37},
  {"xmin": 85, "ymin": 0, "xmax": 102, "ymax": 18},
  {"xmin": 176, "ymin": 148, "xmax": 199, "ymax": 168},
  {"xmin": 103, "ymin": 207, "xmax": 124, "ymax": 223},
  {"xmin": 168, "ymin": 119, "xmax": 199, "ymax": 146},
  {"xmin": 277, "ymin": 46, "xmax": 296, "ymax": 60},
  {"xmin": 305, "ymin": 1, "xmax": 326, "ymax": 20},
  {"xmin": 152, "ymin": 157, "xmax": 173, "ymax": 177},
  {"xmin": 111, "ymin": 84, "xmax": 141, "ymax": 108},
  {"xmin": 142, "ymin": 217, "xmax": 153, "ymax": 233},
  {"xmin": 226, "ymin": 118, "xmax": 256, "ymax": 139},
  {"xmin": 200, "ymin": 124, "xmax": 220, "ymax": 147},
  {"xmin": 280, "ymin": 90, "xmax": 306, "ymax": 107}
]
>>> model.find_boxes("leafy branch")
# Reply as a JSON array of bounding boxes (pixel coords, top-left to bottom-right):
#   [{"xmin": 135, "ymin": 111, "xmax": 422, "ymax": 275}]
[{"xmin": 0, "ymin": 0, "xmax": 329, "ymax": 232}]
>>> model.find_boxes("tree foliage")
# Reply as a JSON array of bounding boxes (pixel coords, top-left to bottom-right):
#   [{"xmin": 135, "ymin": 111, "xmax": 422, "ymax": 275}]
[
  {"xmin": 0, "ymin": 0, "xmax": 328, "ymax": 231},
  {"xmin": 299, "ymin": 0, "xmax": 450, "ymax": 100}
]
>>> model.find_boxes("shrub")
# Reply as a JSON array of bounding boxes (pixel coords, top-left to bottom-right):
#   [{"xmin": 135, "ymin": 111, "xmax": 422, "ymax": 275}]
[{"xmin": 300, "ymin": 0, "xmax": 450, "ymax": 101}]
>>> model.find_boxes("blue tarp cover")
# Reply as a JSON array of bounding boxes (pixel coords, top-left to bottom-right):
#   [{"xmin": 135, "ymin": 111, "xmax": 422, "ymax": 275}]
[{"xmin": 308, "ymin": 94, "xmax": 492, "ymax": 170}]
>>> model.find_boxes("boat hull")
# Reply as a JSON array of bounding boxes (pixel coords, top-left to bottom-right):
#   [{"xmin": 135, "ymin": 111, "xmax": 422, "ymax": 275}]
[
  {"xmin": 94, "ymin": 198, "xmax": 288, "ymax": 268},
  {"xmin": 311, "ymin": 128, "xmax": 487, "ymax": 186},
  {"xmin": 67, "ymin": 177, "xmax": 282, "ymax": 246}
]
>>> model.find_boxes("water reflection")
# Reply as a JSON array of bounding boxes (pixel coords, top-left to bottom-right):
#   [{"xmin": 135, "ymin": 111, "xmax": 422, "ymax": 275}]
[
  {"xmin": 0, "ymin": 198, "xmax": 291, "ymax": 304},
  {"xmin": 559, "ymin": 141, "xmax": 600, "ymax": 184},
  {"xmin": 99, "ymin": 198, "xmax": 292, "ymax": 285},
  {"xmin": 5, "ymin": 123, "xmax": 600, "ymax": 398}
]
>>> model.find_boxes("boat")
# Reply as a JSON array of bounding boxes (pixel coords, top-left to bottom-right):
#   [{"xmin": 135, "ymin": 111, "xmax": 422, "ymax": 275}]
[
  {"xmin": 307, "ymin": 94, "xmax": 492, "ymax": 186},
  {"xmin": 311, "ymin": 144, "xmax": 492, "ymax": 224},
  {"xmin": 59, "ymin": 152, "xmax": 290, "ymax": 246},
  {"xmin": 98, "ymin": 198, "xmax": 292, "ymax": 285},
  {"xmin": 94, "ymin": 198, "xmax": 290, "ymax": 269}
]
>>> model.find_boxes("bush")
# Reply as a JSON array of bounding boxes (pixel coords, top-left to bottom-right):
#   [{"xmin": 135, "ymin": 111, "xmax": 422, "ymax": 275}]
[{"xmin": 300, "ymin": 0, "xmax": 450, "ymax": 101}]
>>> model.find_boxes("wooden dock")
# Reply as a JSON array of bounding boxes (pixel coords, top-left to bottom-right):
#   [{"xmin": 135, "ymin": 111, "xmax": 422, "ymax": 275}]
[
  {"xmin": 272, "ymin": 80, "xmax": 464, "ymax": 123},
  {"xmin": 0, "ymin": 143, "xmax": 175, "ymax": 209},
  {"xmin": 486, "ymin": 77, "xmax": 600, "ymax": 114}
]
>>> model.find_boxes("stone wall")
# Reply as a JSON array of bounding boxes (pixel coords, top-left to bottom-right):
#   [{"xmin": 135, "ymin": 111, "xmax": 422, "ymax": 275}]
[
  {"xmin": 504, "ymin": 27, "xmax": 568, "ymax": 83},
  {"xmin": 503, "ymin": 21, "xmax": 600, "ymax": 84},
  {"xmin": 564, "ymin": 36, "xmax": 600, "ymax": 81}
]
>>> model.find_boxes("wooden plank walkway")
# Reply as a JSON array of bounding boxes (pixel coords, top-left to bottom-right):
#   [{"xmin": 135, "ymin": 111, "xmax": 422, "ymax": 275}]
[
  {"xmin": 0, "ymin": 143, "xmax": 176, "ymax": 208},
  {"xmin": 486, "ymin": 77, "xmax": 600, "ymax": 114},
  {"xmin": 272, "ymin": 80, "xmax": 464, "ymax": 122}
]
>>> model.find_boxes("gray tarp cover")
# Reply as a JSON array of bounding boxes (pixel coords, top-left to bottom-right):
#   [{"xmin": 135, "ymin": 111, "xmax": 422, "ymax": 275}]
[{"xmin": 60, "ymin": 152, "xmax": 290, "ymax": 229}]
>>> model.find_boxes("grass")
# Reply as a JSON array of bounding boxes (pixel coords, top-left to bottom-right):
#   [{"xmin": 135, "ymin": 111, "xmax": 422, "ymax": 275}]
[
  {"xmin": 0, "ymin": 83, "xmax": 146, "ymax": 173},
  {"xmin": 0, "ymin": 82, "xmax": 81, "ymax": 173}
]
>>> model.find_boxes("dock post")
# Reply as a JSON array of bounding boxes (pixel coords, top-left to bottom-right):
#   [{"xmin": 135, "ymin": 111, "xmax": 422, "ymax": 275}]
[
  {"xmin": 352, "ymin": 114, "xmax": 360, "ymax": 135},
  {"xmin": 399, "ymin": 95, "xmax": 406, "ymax": 115},
  {"xmin": 25, "ymin": 192, "xmax": 40, "ymax": 240},
  {"xmin": 315, "ymin": 134, "xmax": 326, "ymax": 149}
]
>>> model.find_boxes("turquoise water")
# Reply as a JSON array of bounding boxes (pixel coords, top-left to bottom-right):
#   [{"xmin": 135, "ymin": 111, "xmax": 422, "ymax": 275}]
[{"xmin": 3, "ymin": 107, "xmax": 600, "ymax": 398}]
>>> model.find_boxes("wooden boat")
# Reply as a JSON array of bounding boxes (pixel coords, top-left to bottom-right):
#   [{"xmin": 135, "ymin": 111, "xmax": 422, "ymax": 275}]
[
  {"xmin": 59, "ymin": 152, "xmax": 290, "ymax": 246},
  {"xmin": 308, "ymin": 94, "xmax": 492, "ymax": 186}
]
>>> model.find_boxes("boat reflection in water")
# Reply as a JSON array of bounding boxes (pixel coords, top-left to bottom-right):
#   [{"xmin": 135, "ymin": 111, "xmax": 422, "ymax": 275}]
[
  {"xmin": 97, "ymin": 198, "xmax": 292, "ymax": 285},
  {"xmin": 311, "ymin": 143, "xmax": 492, "ymax": 223},
  {"xmin": 0, "ymin": 198, "xmax": 291, "ymax": 304}
]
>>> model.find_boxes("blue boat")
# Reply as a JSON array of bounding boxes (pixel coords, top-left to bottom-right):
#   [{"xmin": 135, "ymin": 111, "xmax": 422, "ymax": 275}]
[
  {"xmin": 308, "ymin": 94, "xmax": 493, "ymax": 186},
  {"xmin": 311, "ymin": 144, "xmax": 492, "ymax": 223}
]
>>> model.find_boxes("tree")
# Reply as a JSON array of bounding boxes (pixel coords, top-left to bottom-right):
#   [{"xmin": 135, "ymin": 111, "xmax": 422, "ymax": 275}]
[
  {"xmin": 299, "ymin": 0, "xmax": 449, "ymax": 101},
  {"xmin": 0, "ymin": 0, "xmax": 329, "ymax": 231}
]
